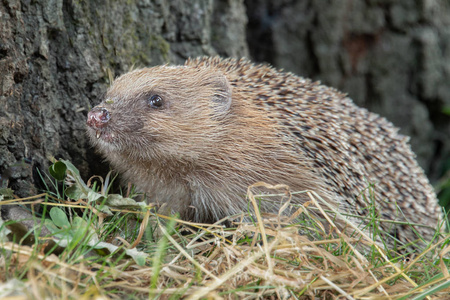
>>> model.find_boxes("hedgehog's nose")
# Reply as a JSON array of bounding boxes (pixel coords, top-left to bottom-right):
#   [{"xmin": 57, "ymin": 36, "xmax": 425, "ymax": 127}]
[{"xmin": 87, "ymin": 107, "xmax": 111, "ymax": 129}]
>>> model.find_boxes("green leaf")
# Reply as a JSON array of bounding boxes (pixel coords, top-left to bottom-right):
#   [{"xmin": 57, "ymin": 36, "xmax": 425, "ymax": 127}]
[
  {"xmin": 89, "ymin": 241, "xmax": 148, "ymax": 265},
  {"xmin": 65, "ymin": 184, "xmax": 84, "ymax": 200},
  {"xmin": 59, "ymin": 159, "xmax": 90, "ymax": 194},
  {"xmin": 69, "ymin": 216, "xmax": 94, "ymax": 248},
  {"xmin": 43, "ymin": 219, "xmax": 61, "ymax": 235},
  {"xmin": 48, "ymin": 161, "xmax": 67, "ymax": 181},
  {"xmin": 49, "ymin": 207, "xmax": 70, "ymax": 228},
  {"xmin": 127, "ymin": 248, "xmax": 147, "ymax": 266},
  {"xmin": 105, "ymin": 194, "xmax": 145, "ymax": 209},
  {"xmin": 60, "ymin": 159, "xmax": 80, "ymax": 176},
  {"xmin": 87, "ymin": 190, "xmax": 104, "ymax": 203}
]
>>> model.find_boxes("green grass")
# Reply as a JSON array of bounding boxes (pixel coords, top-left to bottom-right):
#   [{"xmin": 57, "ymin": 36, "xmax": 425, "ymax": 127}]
[{"xmin": 0, "ymin": 160, "xmax": 449, "ymax": 299}]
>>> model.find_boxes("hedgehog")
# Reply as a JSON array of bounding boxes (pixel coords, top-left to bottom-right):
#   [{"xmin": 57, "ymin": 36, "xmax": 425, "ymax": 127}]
[{"xmin": 86, "ymin": 57, "xmax": 442, "ymax": 246}]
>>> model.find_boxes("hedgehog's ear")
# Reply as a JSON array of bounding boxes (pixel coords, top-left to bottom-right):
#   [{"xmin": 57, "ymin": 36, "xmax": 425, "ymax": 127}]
[{"xmin": 210, "ymin": 73, "xmax": 232, "ymax": 118}]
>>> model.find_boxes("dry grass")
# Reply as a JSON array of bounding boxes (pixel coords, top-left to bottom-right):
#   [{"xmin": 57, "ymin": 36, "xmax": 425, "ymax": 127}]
[{"xmin": 1, "ymin": 182, "xmax": 450, "ymax": 299}]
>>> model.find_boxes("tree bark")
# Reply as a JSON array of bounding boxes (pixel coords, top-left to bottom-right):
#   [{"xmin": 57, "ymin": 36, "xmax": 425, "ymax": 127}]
[
  {"xmin": 246, "ymin": 0, "xmax": 450, "ymax": 180},
  {"xmin": 0, "ymin": 0, "xmax": 248, "ymax": 196}
]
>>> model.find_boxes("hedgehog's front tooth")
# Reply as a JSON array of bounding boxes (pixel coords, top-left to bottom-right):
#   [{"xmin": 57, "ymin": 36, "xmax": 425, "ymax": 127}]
[{"xmin": 96, "ymin": 130, "xmax": 101, "ymax": 139}]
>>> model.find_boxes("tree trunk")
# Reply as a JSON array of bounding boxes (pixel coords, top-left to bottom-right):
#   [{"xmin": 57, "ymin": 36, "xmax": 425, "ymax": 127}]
[
  {"xmin": 0, "ymin": 0, "xmax": 248, "ymax": 196},
  {"xmin": 246, "ymin": 0, "xmax": 450, "ymax": 181}
]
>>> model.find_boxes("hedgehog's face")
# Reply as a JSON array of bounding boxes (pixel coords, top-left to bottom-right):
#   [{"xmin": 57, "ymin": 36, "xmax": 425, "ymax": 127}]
[{"xmin": 86, "ymin": 66, "xmax": 232, "ymax": 162}]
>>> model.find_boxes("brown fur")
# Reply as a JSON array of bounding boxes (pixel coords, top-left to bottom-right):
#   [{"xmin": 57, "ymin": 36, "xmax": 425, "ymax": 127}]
[{"xmin": 87, "ymin": 57, "xmax": 442, "ymax": 245}]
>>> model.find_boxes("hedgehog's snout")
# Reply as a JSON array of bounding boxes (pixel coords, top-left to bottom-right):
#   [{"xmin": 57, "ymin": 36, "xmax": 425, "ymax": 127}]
[
  {"xmin": 87, "ymin": 107, "xmax": 110, "ymax": 129},
  {"xmin": 87, "ymin": 107, "xmax": 112, "ymax": 140}
]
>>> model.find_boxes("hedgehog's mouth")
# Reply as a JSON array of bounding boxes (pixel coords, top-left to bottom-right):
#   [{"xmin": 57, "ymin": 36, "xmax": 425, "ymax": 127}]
[
  {"xmin": 87, "ymin": 106, "xmax": 117, "ymax": 143},
  {"xmin": 92, "ymin": 128, "xmax": 116, "ymax": 143}
]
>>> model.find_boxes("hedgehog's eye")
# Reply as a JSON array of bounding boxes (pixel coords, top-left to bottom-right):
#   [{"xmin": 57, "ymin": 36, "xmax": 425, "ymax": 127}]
[{"xmin": 148, "ymin": 94, "xmax": 164, "ymax": 109}]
